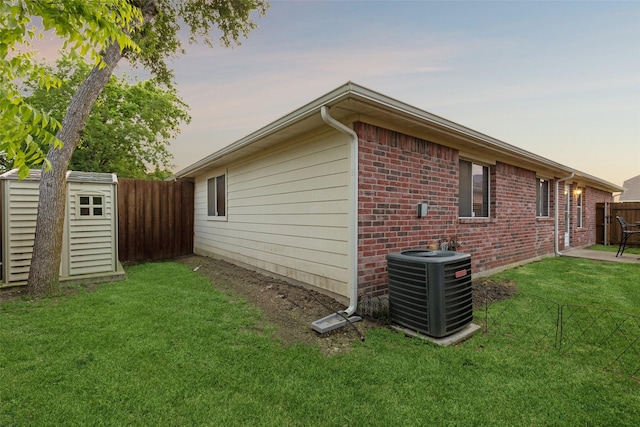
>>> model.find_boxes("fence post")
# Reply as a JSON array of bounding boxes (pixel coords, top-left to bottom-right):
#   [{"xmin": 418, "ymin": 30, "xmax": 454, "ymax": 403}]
[
  {"xmin": 604, "ymin": 202, "xmax": 609, "ymax": 246},
  {"xmin": 484, "ymin": 288, "xmax": 489, "ymax": 331},
  {"xmin": 555, "ymin": 304, "xmax": 564, "ymax": 350}
]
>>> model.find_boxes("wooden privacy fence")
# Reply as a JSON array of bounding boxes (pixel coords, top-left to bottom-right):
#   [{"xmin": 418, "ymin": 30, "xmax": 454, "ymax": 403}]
[
  {"xmin": 118, "ymin": 178, "xmax": 194, "ymax": 262},
  {"xmin": 596, "ymin": 202, "xmax": 640, "ymax": 246}
]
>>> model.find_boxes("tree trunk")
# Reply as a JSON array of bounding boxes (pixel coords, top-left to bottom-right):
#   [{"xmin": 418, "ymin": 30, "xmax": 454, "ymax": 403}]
[{"xmin": 27, "ymin": 43, "xmax": 124, "ymax": 296}]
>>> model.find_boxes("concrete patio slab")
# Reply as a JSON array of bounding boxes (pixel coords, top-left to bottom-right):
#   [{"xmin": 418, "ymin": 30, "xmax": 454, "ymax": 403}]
[{"xmin": 562, "ymin": 248, "xmax": 640, "ymax": 264}]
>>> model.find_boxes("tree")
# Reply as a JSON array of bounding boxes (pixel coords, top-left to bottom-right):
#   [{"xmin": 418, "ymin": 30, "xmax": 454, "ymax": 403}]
[
  {"xmin": 1, "ymin": 1, "xmax": 141, "ymax": 177},
  {"xmin": 2, "ymin": 0, "xmax": 142, "ymax": 297},
  {"xmin": 1, "ymin": 0, "xmax": 269, "ymax": 295},
  {"xmin": 25, "ymin": 57, "xmax": 191, "ymax": 178}
]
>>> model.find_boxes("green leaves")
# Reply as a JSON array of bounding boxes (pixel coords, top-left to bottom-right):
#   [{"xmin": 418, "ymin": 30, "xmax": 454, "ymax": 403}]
[
  {"xmin": 0, "ymin": 0, "xmax": 141, "ymax": 176},
  {"xmin": 25, "ymin": 56, "xmax": 190, "ymax": 179},
  {"xmin": 1, "ymin": 0, "xmax": 270, "ymax": 176},
  {"xmin": 0, "ymin": 88, "xmax": 61, "ymax": 176},
  {"xmin": 128, "ymin": 0, "xmax": 269, "ymax": 85}
]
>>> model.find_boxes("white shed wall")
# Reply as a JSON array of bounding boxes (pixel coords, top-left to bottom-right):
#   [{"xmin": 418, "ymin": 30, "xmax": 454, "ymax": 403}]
[
  {"xmin": 194, "ymin": 130, "xmax": 351, "ymax": 297},
  {"xmin": 2, "ymin": 179, "xmax": 39, "ymax": 283}
]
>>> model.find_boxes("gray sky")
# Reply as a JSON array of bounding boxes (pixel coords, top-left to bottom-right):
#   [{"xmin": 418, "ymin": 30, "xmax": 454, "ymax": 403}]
[
  {"xmin": 38, "ymin": 0, "xmax": 640, "ymax": 186},
  {"xmin": 168, "ymin": 1, "xmax": 639, "ymax": 186}
]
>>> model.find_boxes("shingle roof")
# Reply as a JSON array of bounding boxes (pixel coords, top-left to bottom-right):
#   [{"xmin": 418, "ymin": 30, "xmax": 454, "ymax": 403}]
[
  {"xmin": 176, "ymin": 81, "xmax": 623, "ymax": 193},
  {"xmin": 620, "ymin": 175, "xmax": 640, "ymax": 202}
]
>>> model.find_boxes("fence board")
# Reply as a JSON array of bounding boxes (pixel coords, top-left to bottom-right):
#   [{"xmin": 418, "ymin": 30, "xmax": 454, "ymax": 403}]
[
  {"xmin": 118, "ymin": 179, "xmax": 194, "ymax": 262},
  {"xmin": 596, "ymin": 202, "xmax": 640, "ymax": 246}
]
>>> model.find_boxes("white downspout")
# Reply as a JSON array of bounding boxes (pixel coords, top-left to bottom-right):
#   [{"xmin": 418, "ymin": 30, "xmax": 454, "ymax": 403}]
[
  {"xmin": 320, "ymin": 106, "xmax": 358, "ymax": 317},
  {"xmin": 554, "ymin": 172, "xmax": 574, "ymax": 256}
]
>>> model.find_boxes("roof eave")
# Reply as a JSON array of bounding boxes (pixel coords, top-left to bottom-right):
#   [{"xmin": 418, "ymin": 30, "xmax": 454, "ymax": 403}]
[
  {"xmin": 175, "ymin": 81, "xmax": 623, "ymax": 193},
  {"xmin": 344, "ymin": 85, "xmax": 623, "ymax": 193},
  {"xmin": 175, "ymin": 82, "xmax": 358, "ymax": 178}
]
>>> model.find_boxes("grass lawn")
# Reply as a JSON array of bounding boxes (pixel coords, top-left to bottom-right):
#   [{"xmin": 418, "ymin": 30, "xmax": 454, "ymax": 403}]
[
  {"xmin": 495, "ymin": 256, "xmax": 640, "ymax": 314},
  {"xmin": 590, "ymin": 244, "xmax": 640, "ymax": 256},
  {"xmin": 1, "ymin": 259, "xmax": 639, "ymax": 426}
]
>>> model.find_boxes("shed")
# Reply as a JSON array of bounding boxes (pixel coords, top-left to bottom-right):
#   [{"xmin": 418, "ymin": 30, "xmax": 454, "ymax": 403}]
[{"xmin": 0, "ymin": 169, "xmax": 124, "ymax": 287}]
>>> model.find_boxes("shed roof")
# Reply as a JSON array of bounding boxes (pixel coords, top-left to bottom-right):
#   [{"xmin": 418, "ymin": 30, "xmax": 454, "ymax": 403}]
[
  {"xmin": 0, "ymin": 169, "xmax": 117, "ymax": 184},
  {"xmin": 176, "ymin": 81, "xmax": 622, "ymax": 193}
]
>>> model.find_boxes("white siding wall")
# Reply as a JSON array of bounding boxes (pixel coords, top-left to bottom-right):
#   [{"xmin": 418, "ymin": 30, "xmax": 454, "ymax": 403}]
[
  {"xmin": 66, "ymin": 182, "xmax": 117, "ymax": 276},
  {"xmin": 2, "ymin": 180, "xmax": 39, "ymax": 283},
  {"xmin": 194, "ymin": 130, "xmax": 351, "ymax": 297}
]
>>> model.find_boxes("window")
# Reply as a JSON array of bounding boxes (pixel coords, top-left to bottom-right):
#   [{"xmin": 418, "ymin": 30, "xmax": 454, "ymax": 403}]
[
  {"xmin": 207, "ymin": 174, "xmax": 226, "ymax": 217},
  {"xmin": 78, "ymin": 195, "xmax": 104, "ymax": 217},
  {"xmin": 536, "ymin": 178, "xmax": 550, "ymax": 217},
  {"xmin": 459, "ymin": 160, "xmax": 489, "ymax": 217},
  {"xmin": 576, "ymin": 188, "xmax": 583, "ymax": 228}
]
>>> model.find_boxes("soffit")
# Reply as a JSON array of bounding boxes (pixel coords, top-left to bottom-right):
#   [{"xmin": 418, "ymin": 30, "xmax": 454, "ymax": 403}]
[
  {"xmin": 175, "ymin": 82, "xmax": 622, "ymax": 193},
  {"xmin": 333, "ymin": 95, "xmax": 621, "ymax": 192}
]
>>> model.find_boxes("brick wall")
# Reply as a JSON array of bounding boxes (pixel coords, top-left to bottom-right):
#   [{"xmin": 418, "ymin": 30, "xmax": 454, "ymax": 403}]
[
  {"xmin": 355, "ymin": 122, "xmax": 612, "ymax": 297},
  {"xmin": 357, "ymin": 122, "xmax": 459, "ymax": 296},
  {"xmin": 456, "ymin": 162, "xmax": 553, "ymax": 273}
]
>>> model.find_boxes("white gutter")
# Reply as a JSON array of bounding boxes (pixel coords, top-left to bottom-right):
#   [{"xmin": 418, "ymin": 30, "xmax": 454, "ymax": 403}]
[
  {"xmin": 320, "ymin": 105, "xmax": 358, "ymax": 317},
  {"xmin": 175, "ymin": 81, "xmax": 622, "ymax": 194},
  {"xmin": 175, "ymin": 84, "xmax": 355, "ymax": 179},
  {"xmin": 554, "ymin": 172, "xmax": 574, "ymax": 256}
]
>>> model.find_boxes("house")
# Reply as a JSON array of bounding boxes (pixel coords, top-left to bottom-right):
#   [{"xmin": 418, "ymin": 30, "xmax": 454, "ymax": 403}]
[
  {"xmin": 0, "ymin": 169, "xmax": 124, "ymax": 287},
  {"xmin": 175, "ymin": 82, "xmax": 622, "ymax": 311},
  {"xmin": 619, "ymin": 175, "xmax": 640, "ymax": 202}
]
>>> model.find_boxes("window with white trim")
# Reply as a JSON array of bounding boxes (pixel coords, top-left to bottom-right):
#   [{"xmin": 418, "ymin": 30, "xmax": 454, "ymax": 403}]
[
  {"xmin": 576, "ymin": 189, "xmax": 583, "ymax": 228},
  {"xmin": 78, "ymin": 195, "xmax": 104, "ymax": 217},
  {"xmin": 207, "ymin": 174, "xmax": 226, "ymax": 217},
  {"xmin": 536, "ymin": 178, "xmax": 550, "ymax": 217},
  {"xmin": 459, "ymin": 160, "xmax": 489, "ymax": 218}
]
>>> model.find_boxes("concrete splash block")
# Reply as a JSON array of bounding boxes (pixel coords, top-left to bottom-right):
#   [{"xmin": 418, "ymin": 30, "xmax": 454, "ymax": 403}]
[
  {"xmin": 312, "ymin": 312, "xmax": 363, "ymax": 334},
  {"xmin": 391, "ymin": 323, "xmax": 481, "ymax": 346}
]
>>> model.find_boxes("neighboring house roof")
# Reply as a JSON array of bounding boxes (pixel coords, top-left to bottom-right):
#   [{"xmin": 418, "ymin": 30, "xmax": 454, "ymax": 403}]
[
  {"xmin": 176, "ymin": 81, "xmax": 622, "ymax": 193},
  {"xmin": 619, "ymin": 175, "xmax": 640, "ymax": 202}
]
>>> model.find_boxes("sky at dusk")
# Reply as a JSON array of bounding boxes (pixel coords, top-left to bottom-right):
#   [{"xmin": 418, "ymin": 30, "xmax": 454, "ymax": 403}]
[{"xmin": 38, "ymin": 1, "xmax": 640, "ymax": 187}]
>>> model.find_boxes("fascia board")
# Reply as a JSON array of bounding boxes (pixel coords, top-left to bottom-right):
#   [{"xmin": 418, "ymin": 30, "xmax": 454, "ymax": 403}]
[
  {"xmin": 346, "ymin": 84, "xmax": 623, "ymax": 193},
  {"xmin": 175, "ymin": 83, "xmax": 356, "ymax": 178},
  {"xmin": 175, "ymin": 81, "xmax": 623, "ymax": 193}
]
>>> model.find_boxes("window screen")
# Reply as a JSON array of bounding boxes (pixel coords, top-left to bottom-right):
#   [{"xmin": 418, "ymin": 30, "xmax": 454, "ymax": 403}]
[
  {"xmin": 459, "ymin": 160, "xmax": 489, "ymax": 217},
  {"xmin": 208, "ymin": 174, "xmax": 226, "ymax": 217},
  {"xmin": 536, "ymin": 178, "xmax": 549, "ymax": 217}
]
